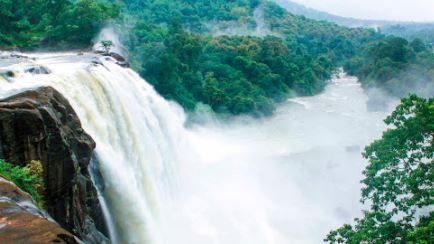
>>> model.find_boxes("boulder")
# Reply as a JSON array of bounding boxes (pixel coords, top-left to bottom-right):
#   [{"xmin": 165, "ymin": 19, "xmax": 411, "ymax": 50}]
[
  {"xmin": 10, "ymin": 53, "xmax": 30, "ymax": 59},
  {"xmin": 91, "ymin": 58, "xmax": 104, "ymax": 66},
  {"xmin": 0, "ymin": 70, "xmax": 15, "ymax": 78},
  {"xmin": 116, "ymin": 61, "xmax": 130, "ymax": 68},
  {"xmin": 108, "ymin": 52, "xmax": 126, "ymax": 62},
  {"xmin": 0, "ymin": 87, "xmax": 109, "ymax": 243},
  {"xmin": 24, "ymin": 65, "xmax": 51, "ymax": 75},
  {"xmin": 99, "ymin": 52, "xmax": 130, "ymax": 67},
  {"xmin": 0, "ymin": 176, "xmax": 79, "ymax": 244}
]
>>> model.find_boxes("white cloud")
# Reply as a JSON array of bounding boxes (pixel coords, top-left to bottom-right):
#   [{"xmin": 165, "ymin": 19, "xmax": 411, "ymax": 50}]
[{"xmin": 289, "ymin": 0, "xmax": 434, "ymax": 22}]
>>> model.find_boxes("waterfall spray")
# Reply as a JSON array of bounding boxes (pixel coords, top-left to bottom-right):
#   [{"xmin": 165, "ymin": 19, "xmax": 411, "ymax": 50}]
[{"xmin": 0, "ymin": 52, "xmax": 392, "ymax": 243}]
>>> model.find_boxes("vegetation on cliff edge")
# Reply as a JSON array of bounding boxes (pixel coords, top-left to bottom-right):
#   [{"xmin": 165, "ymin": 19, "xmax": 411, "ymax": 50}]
[
  {"xmin": 326, "ymin": 95, "xmax": 434, "ymax": 243},
  {"xmin": 0, "ymin": 159, "xmax": 45, "ymax": 206}
]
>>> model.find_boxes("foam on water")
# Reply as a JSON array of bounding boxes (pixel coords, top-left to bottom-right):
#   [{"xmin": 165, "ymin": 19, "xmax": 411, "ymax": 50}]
[{"xmin": 0, "ymin": 53, "xmax": 392, "ymax": 243}]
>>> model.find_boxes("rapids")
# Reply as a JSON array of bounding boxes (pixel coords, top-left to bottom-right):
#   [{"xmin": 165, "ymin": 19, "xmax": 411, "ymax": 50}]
[{"xmin": 0, "ymin": 52, "xmax": 394, "ymax": 243}]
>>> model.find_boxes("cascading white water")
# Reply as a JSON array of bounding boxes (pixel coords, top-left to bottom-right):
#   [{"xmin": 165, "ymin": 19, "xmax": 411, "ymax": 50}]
[
  {"xmin": 0, "ymin": 53, "xmax": 191, "ymax": 243},
  {"xmin": 0, "ymin": 53, "xmax": 394, "ymax": 243}
]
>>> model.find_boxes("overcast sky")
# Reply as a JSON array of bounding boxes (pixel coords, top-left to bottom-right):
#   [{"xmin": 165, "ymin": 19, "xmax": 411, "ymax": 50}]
[{"xmin": 289, "ymin": 0, "xmax": 434, "ymax": 22}]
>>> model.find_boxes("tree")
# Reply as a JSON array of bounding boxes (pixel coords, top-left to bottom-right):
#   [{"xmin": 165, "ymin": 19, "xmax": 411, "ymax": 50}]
[
  {"xmin": 100, "ymin": 40, "xmax": 113, "ymax": 53},
  {"xmin": 326, "ymin": 95, "xmax": 434, "ymax": 243},
  {"xmin": 125, "ymin": 0, "xmax": 380, "ymax": 116},
  {"xmin": 347, "ymin": 36, "xmax": 433, "ymax": 97},
  {"xmin": 410, "ymin": 38, "xmax": 428, "ymax": 53},
  {"xmin": 0, "ymin": 0, "xmax": 119, "ymax": 49}
]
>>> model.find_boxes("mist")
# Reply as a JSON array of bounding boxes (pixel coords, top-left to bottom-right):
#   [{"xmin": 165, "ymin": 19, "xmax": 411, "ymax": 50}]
[
  {"xmin": 288, "ymin": 0, "xmax": 434, "ymax": 22},
  {"xmin": 157, "ymin": 75, "xmax": 393, "ymax": 243},
  {"xmin": 385, "ymin": 68, "xmax": 434, "ymax": 99},
  {"xmin": 0, "ymin": 50, "xmax": 398, "ymax": 243},
  {"xmin": 205, "ymin": 5, "xmax": 275, "ymax": 37},
  {"xmin": 92, "ymin": 23, "xmax": 129, "ymax": 57},
  {"xmin": 361, "ymin": 63, "xmax": 434, "ymax": 111}
]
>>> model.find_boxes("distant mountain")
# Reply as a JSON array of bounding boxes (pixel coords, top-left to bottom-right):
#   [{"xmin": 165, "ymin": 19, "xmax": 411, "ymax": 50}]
[
  {"xmin": 272, "ymin": 0, "xmax": 398, "ymax": 27},
  {"xmin": 272, "ymin": 0, "xmax": 434, "ymax": 43}
]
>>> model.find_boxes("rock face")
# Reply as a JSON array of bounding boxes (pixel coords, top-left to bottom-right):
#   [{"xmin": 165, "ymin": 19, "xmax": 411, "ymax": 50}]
[
  {"xmin": 0, "ymin": 87, "xmax": 109, "ymax": 243},
  {"xmin": 100, "ymin": 51, "xmax": 130, "ymax": 67},
  {"xmin": 0, "ymin": 177, "xmax": 78, "ymax": 244},
  {"xmin": 24, "ymin": 65, "xmax": 51, "ymax": 75}
]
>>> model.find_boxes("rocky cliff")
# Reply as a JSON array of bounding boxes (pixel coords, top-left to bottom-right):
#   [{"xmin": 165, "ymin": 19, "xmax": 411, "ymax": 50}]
[
  {"xmin": 0, "ymin": 176, "xmax": 79, "ymax": 243},
  {"xmin": 0, "ymin": 87, "xmax": 109, "ymax": 243}
]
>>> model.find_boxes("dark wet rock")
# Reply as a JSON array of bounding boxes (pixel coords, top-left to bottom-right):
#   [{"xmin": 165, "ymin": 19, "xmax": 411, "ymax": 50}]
[
  {"xmin": 0, "ymin": 177, "xmax": 79, "ymax": 244},
  {"xmin": 10, "ymin": 53, "xmax": 29, "ymax": 59},
  {"xmin": 0, "ymin": 87, "xmax": 109, "ymax": 242},
  {"xmin": 0, "ymin": 70, "xmax": 15, "ymax": 78},
  {"xmin": 84, "ymin": 217, "xmax": 110, "ymax": 243},
  {"xmin": 116, "ymin": 61, "xmax": 130, "ymax": 68},
  {"xmin": 100, "ymin": 52, "xmax": 129, "ymax": 68},
  {"xmin": 91, "ymin": 58, "xmax": 104, "ymax": 66},
  {"xmin": 24, "ymin": 65, "xmax": 51, "ymax": 75},
  {"xmin": 93, "ymin": 50, "xmax": 106, "ymax": 55},
  {"xmin": 7, "ymin": 53, "xmax": 37, "ymax": 61},
  {"xmin": 108, "ymin": 52, "xmax": 126, "ymax": 62}
]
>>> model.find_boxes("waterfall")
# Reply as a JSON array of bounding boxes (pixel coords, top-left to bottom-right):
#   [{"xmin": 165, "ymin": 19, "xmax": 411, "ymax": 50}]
[
  {"xmin": 0, "ymin": 52, "xmax": 392, "ymax": 243},
  {"xmin": 0, "ymin": 53, "xmax": 191, "ymax": 243}
]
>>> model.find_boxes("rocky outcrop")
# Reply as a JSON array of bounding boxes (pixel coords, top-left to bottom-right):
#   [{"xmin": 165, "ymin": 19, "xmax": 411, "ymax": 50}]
[
  {"xmin": 0, "ymin": 87, "xmax": 109, "ymax": 243},
  {"xmin": 99, "ymin": 51, "xmax": 130, "ymax": 67},
  {"xmin": 24, "ymin": 65, "xmax": 51, "ymax": 75},
  {"xmin": 0, "ymin": 176, "xmax": 78, "ymax": 244}
]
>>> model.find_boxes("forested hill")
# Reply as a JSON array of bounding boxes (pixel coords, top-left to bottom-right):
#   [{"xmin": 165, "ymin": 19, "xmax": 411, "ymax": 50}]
[
  {"xmin": 2, "ymin": 0, "xmax": 431, "ymax": 116},
  {"xmin": 0, "ymin": 0, "xmax": 119, "ymax": 49},
  {"xmin": 272, "ymin": 0, "xmax": 434, "ymax": 44},
  {"xmin": 121, "ymin": 0, "xmax": 381, "ymax": 115}
]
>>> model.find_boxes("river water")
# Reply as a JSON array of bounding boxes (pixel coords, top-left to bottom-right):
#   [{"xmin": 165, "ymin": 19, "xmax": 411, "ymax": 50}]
[{"xmin": 0, "ymin": 53, "xmax": 394, "ymax": 243}]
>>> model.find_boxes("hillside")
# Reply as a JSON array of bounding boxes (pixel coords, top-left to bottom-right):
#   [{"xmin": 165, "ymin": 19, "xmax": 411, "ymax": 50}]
[
  {"xmin": 121, "ymin": 0, "xmax": 380, "ymax": 115},
  {"xmin": 272, "ymin": 0, "xmax": 404, "ymax": 27},
  {"xmin": 1, "ymin": 0, "xmax": 432, "ymax": 115},
  {"xmin": 0, "ymin": 0, "xmax": 119, "ymax": 49},
  {"xmin": 272, "ymin": 0, "xmax": 434, "ymax": 43}
]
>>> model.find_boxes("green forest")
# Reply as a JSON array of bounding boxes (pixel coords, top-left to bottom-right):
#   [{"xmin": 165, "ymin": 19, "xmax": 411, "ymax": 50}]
[
  {"xmin": 0, "ymin": 0, "xmax": 119, "ymax": 48},
  {"xmin": 0, "ymin": 0, "xmax": 433, "ymax": 243},
  {"xmin": 125, "ymin": 0, "xmax": 433, "ymax": 115},
  {"xmin": 345, "ymin": 36, "xmax": 434, "ymax": 98},
  {"xmin": 1, "ymin": 0, "xmax": 381, "ymax": 116},
  {"xmin": 326, "ymin": 95, "xmax": 433, "ymax": 243},
  {"xmin": 125, "ymin": 0, "xmax": 381, "ymax": 115},
  {"xmin": 2, "ymin": 0, "xmax": 432, "ymax": 116},
  {"xmin": 1, "ymin": 0, "xmax": 432, "ymax": 115}
]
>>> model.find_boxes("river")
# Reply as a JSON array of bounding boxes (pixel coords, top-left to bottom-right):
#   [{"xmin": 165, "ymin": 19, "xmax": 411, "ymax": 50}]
[{"xmin": 0, "ymin": 52, "xmax": 394, "ymax": 243}]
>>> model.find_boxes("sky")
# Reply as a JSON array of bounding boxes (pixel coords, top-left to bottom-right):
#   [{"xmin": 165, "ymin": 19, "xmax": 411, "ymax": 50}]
[{"xmin": 289, "ymin": 0, "xmax": 434, "ymax": 22}]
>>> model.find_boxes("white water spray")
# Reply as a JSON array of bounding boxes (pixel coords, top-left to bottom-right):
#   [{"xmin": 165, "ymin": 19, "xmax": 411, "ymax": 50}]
[
  {"xmin": 93, "ymin": 25, "xmax": 128, "ymax": 57},
  {"xmin": 0, "ymin": 53, "xmax": 392, "ymax": 243},
  {"xmin": 0, "ymin": 53, "xmax": 189, "ymax": 243}
]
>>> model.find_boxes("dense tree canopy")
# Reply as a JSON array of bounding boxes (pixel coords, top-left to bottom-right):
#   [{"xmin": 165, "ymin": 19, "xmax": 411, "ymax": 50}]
[
  {"xmin": 2, "ymin": 0, "xmax": 431, "ymax": 116},
  {"xmin": 382, "ymin": 24, "xmax": 434, "ymax": 45},
  {"xmin": 130, "ymin": 19, "xmax": 335, "ymax": 115},
  {"xmin": 124, "ymin": 0, "xmax": 380, "ymax": 115},
  {"xmin": 326, "ymin": 95, "xmax": 434, "ymax": 243},
  {"xmin": 0, "ymin": 0, "xmax": 119, "ymax": 49},
  {"xmin": 344, "ymin": 36, "xmax": 434, "ymax": 98}
]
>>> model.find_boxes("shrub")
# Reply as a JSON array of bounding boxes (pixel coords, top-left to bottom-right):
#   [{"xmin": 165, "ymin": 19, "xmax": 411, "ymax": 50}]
[{"xmin": 0, "ymin": 159, "xmax": 44, "ymax": 206}]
